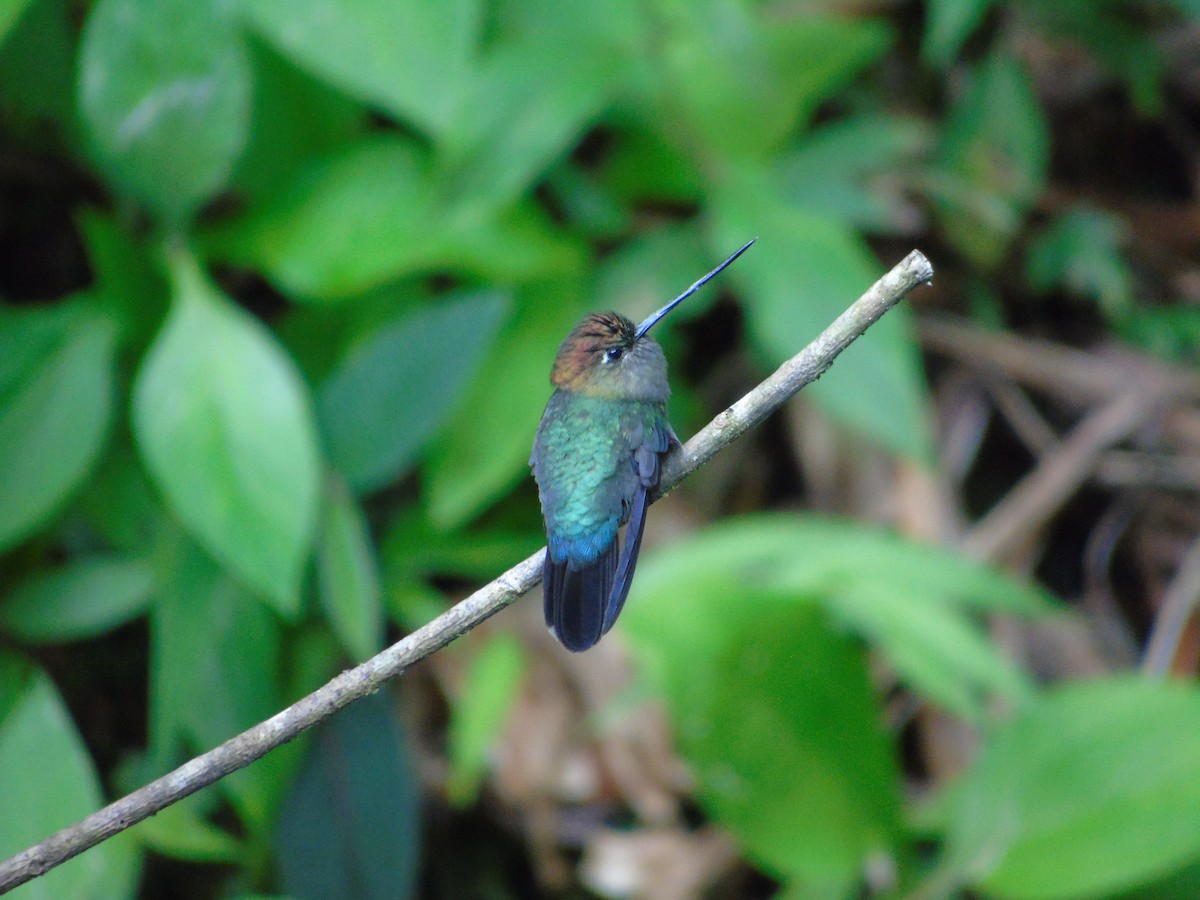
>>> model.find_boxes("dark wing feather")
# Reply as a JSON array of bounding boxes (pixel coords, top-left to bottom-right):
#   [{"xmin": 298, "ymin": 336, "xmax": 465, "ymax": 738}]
[
  {"xmin": 602, "ymin": 431, "xmax": 671, "ymax": 636},
  {"xmin": 544, "ymin": 539, "xmax": 618, "ymax": 652},
  {"xmin": 602, "ymin": 480, "xmax": 649, "ymax": 635}
]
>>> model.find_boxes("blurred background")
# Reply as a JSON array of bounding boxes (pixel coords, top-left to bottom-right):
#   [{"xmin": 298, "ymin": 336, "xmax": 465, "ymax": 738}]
[{"xmin": 2, "ymin": 0, "xmax": 1200, "ymax": 897}]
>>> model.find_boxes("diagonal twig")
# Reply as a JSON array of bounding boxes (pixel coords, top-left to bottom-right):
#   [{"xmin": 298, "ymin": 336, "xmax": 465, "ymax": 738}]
[
  {"xmin": 960, "ymin": 389, "xmax": 1170, "ymax": 564},
  {"xmin": 0, "ymin": 250, "xmax": 934, "ymax": 895},
  {"xmin": 1142, "ymin": 534, "xmax": 1200, "ymax": 676}
]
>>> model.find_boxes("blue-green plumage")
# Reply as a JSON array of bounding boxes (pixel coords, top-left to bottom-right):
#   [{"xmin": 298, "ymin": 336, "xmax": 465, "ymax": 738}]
[
  {"xmin": 530, "ymin": 313, "xmax": 677, "ymax": 651},
  {"xmin": 530, "ymin": 240, "xmax": 754, "ymax": 651}
]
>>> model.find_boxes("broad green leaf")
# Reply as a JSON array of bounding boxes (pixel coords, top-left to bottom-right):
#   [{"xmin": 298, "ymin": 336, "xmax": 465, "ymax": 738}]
[
  {"xmin": 441, "ymin": 200, "xmax": 588, "ymax": 284},
  {"xmin": 833, "ymin": 582, "xmax": 1032, "ymax": 717},
  {"xmin": 319, "ymin": 291, "xmax": 508, "ymax": 493},
  {"xmin": 0, "ymin": 0, "xmax": 78, "ymax": 144},
  {"xmin": 381, "ymin": 508, "xmax": 543, "ymax": 599},
  {"xmin": 240, "ymin": 0, "xmax": 480, "ymax": 135},
  {"xmin": 623, "ymin": 592, "xmax": 900, "ymax": 886},
  {"xmin": 210, "ymin": 137, "xmax": 436, "ymax": 300},
  {"xmin": 656, "ymin": 9, "xmax": 891, "ymax": 159},
  {"xmin": 75, "ymin": 443, "xmax": 163, "ymax": 554},
  {"xmin": 78, "ymin": 0, "xmax": 250, "ymax": 225},
  {"xmin": 0, "ymin": 557, "xmax": 154, "ymax": 643},
  {"xmin": 603, "ymin": 123, "xmax": 704, "ymax": 204},
  {"xmin": 1111, "ymin": 856, "xmax": 1200, "ymax": 900},
  {"xmin": 0, "ymin": 302, "xmax": 115, "ymax": 550},
  {"xmin": 0, "ymin": 0, "xmax": 34, "ymax": 52},
  {"xmin": 437, "ymin": 33, "xmax": 620, "ymax": 218},
  {"xmin": 945, "ymin": 678, "xmax": 1200, "ymax": 899},
  {"xmin": 316, "ymin": 474, "xmax": 382, "ymax": 660},
  {"xmin": 712, "ymin": 164, "xmax": 932, "ymax": 461},
  {"xmin": 490, "ymin": 0, "xmax": 645, "ymax": 54},
  {"xmin": 931, "ymin": 52, "xmax": 1048, "ymax": 268},
  {"xmin": 544, "ymin": 161, "xmax": 631, "ymax": 239},
  {"xmin": 446, "ymin": 633, "xmax": 526, "ymax": 806},
  {"xmin": 229, "ymin": 37, "xmax": 365, "ymax": 201},
  {"xmin": 132, "ymin": 802, "xmax": 241, "ymax": 863},
  {"xmin": 424, "ymin": 281, "xmax": 584, "ymax": 528},
  {"xmin": 133, "ymin": 250, "xmax": 320, "ymax": 616},
  {"xmin": 275, "ymin": 691, "xmax": 420, "ymax": 900},
  {"xmin": 1119, "ymin": 305, "xmax": 1200, "ymax": 365},
  {"xmin": 0, "ymin": 653, "xmax": 140, "ymax": 899},
  {"xmin": 633, "ymin": 515, "xmax": 1052, "ymax": 618},
  {"xmin": 207, "ymin": 137, "xmax": 586, "ymax": 299},
  {"xmin": 150, "ymin": 537, "xmax": 288, "ymax": 829},
  {"xmin": 628, "ymin": 515, "xmax": 1050, "ymax": 718},
  {"xmin": 777, "ymin": 115, "xmax": 933, "ymax": 232},
  {"xmin": 922, "ymin": 0, "xmax": 996, "ymax": 66},
  {"xmin": 1026, "ymin": 209, "xmax": 1133, "ymax": 319},
  {"xmin": 78, "ymin": 211, "xmax": 168, "ymax": 349},
  {"xmin": 591, "ymin": 224, "xmax": 713, "ymax": 324}
]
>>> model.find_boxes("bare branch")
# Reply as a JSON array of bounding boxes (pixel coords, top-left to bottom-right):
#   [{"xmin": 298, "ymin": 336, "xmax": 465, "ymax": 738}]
[{"xmin": 0, "ymin": 250, "xmax": 933, "ymax": 895}]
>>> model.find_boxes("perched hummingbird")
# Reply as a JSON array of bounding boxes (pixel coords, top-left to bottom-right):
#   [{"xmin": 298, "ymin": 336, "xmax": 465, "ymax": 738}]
[{"xmin": 531, "ymin": 240, "xmax": 755, "ymax": 651}]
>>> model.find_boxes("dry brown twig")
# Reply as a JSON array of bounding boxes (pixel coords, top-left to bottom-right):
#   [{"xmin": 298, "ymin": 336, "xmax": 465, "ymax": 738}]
[
  {"xmin": 0, "ymin": 251, "xmax": 935, "ymax": 894},
  {"xmin": 924, "ymin": 317, "xmax": 1200, "ymax": 675}
]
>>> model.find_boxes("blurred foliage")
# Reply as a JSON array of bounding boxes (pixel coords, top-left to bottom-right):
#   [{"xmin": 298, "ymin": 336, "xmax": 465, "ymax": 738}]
[{"xmin": 0, "ymin": 0, "xmax": 1199, "ymax": 898}]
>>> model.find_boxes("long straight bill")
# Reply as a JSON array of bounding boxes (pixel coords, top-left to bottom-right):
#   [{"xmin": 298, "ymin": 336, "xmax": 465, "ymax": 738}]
[{"xmin": 634, "ymin": 238, "xmax": 757, "ymax": 340}]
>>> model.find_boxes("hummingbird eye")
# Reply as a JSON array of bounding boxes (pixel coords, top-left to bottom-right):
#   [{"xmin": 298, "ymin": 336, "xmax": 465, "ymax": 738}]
[{"xmin": 604, "ymin": 346, "xmax": 624, "ymax": 363}]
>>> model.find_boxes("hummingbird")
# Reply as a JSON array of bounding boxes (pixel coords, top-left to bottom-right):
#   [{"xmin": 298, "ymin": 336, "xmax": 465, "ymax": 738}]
[{"xmin": 530, "ymin": 239, "xmax": 755, "ymax": 651}]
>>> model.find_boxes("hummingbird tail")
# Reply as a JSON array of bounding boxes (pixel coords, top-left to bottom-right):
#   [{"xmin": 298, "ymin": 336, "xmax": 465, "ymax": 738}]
[{"xmin": 544, "ymin": 539, "xmax": 617, "ymax": 652}]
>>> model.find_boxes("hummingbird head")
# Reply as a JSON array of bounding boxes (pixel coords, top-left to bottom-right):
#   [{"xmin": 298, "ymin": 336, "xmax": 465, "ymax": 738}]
[
  {"xmin": 551, "ymin": 312, "xmax": 670, "ymax": 402},
  {"xmin": 548, "ymin": 238, "xmax": 757, "ymax": 401}
]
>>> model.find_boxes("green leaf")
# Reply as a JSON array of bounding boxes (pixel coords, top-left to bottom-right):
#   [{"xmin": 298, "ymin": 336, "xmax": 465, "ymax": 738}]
[
  {"xmin": 656, "ymin": 9, "xmax": 891, "ymax": 159},
  {"xmin": 921, "ymin": 0, "xmax": 996, "ymax": 66},
  {"xmin": 229, "ymin": 36, "xmax": 365, "ymax": 201},
  {"xmin": 381, "ymin": 509, "xmax": 542, "ymax": 590},
  {"xmin": 78, "ymin": 0, "xmax": 250, "ymax": 225},
  {"xmin": 931, "ymin": 52, "xmax": 1049, "ymax": 268},
  {"xmin": 446, "ymin": 633, "xmax": 526, "ymax": 806},
  {"xmin": 627, "ymin": 515, "xmax": 1050, "ymax": 718},
  {"xmin": 240, "ymin": 0, "xmax": 480, "ymax": 135},
  {"xmin": 212, "ymin": 137, "xmax": 438, "ymax": 300},
  {"xmin": 207, "ymin": 136, "xmax": 587, "ymax": 300},
  {"xmin": 712, "ymin": 164, "xmax": 933, "ymax": 461},
  {"xmin": 0, "ymin": 302, "xmax": 115, "ymax": 550},
  {"xmin": 591, "ymin": 224, "xmax": 713, "ymax": 324},
  {"xmin": 75, "ymin": 443, "xmax": 163, "ymax": 555},
  {"xmin": 832, "ymin": 582, "xmax": 1033, "ymax": 718},
  {"xmin": 0, "ymin": 0, "xmax": 35, "ymax": 51},
  {"xmin": 275, "ymin": 691, "xmax": 420, "ymax": 900},
  {"xmin": 1118, "ymin": 305, "xmax": 1200, "ymax": 365},
  {"xmin": 78, "ymin": 210, "xmax": 169, "ymax": 349},
  {"xmin": 437, "ymin": 33, "xmax": 620, "ymax": 218},
  {"xmin": 776, "ymin": 115, "xmax": 932, "ymax": 232},
  {"xmin": 1026, "ymin": 209, "xmax": 1133, "ymax": 319},
  {"xmin": 132, "ymin": 801, "xmax": 241, "ymax": 863},
  {"xmin": 603, "ymin": 124, "xmax": 704, "ymax": 204},
  {"xmin": 0, "ymin": 557, "xmax": 154, "ymax": 643},
  {"xmin": 150, "ymin": 537, "xmax": 287, "ymax": 828},
  {"xmin": 0, "ymin": 0, "xmax": 78, "ymax": 144},
  {"xmin": 0, "ymin": 653, "xmax": 141, "ymax": 898},
  {"xmin": 133, "ymin": 249, "xmax": 320, "ymax": 616},
  {"xmin": 316, "ymin": 474, "xmax": 382, "ymax": 660},
  {"xmin": 945, "ymin": 678, "xmax": 1200, "ymax": 899},
  {"xmin": 623, "ymin": 592, "xmax": 900, "ymax": 886},
  {"xmin": 424, "ymin": 281, "xmax": 584, "ymax": 528},
  {"xmin": 319, "ymin": 291, "xmax": 508, "ymax": 493}
]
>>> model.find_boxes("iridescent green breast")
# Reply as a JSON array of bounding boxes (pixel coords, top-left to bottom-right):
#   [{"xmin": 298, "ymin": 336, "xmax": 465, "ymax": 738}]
[{"xmin": 531, "ymin": 391, "xmax": 668, "ymax": 564}]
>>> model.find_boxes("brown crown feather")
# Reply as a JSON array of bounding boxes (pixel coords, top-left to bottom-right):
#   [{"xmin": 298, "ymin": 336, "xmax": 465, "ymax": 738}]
[{"xmin": 551, "ymin": 312, "xmax": 636, "ymax": 389}]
